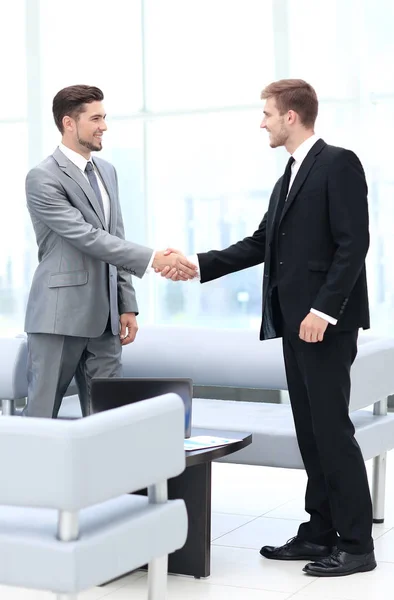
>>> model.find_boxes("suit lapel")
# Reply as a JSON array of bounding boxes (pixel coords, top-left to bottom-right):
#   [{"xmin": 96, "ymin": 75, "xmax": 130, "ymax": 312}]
[
  {"xmin": 93, "ymin": 159, "xmax": 117, "ymax": 234},
  {"xmin": 279, "ymin": 138, "xmax": 326, "ymax": 225},
  {"xmin": 268, "ymin": 181, "xmax": 283, "ymax": 245},
  {"xmin": 52, "ymin": 148, "xmax": 107, "ymax": 229}
]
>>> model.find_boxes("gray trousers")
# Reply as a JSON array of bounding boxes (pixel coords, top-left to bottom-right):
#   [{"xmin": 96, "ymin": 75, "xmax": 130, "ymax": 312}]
[{"xmin": 25, "ymin": 328, "xmax": 122, "ymax": 418}]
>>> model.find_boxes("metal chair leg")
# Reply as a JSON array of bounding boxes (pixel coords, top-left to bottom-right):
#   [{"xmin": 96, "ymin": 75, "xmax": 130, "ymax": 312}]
[
  {"xmin": 148, "ymin": 555, "xmax": 168, "ymax": 600},
  {"xmin": 55, "ymin": 512, "xmax": 79, "ymax": 599},
  {"xmin": 372, "ymin": 398, "xmax": 388, "ymax": 523},
  {"xmin": 148, "ymin": 481, "xmax": 168, "ymax": 600},
  {"xmin": 1, "ymin": 399, "xmax": 15, "ymax": 415},
  {"xmin": 372, "ymin": 452, "xmax": 387, "ymax": 523}
]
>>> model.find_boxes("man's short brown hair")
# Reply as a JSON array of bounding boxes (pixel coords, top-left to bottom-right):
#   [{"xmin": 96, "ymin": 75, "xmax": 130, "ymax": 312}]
[
  {"xmin": 52, "ymin": 85, "xmax": 104, "ymax": 133},
  {"xmin": 261, "ymin": 79, "xmax": 318, "ymax": 128}
]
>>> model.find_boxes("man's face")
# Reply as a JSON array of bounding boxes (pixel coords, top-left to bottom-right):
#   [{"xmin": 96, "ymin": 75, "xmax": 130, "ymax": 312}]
[
  {"xmin": 74, "ymin": 101, "xmax": 107, "ymax": 152},
  {"xmin": 260, "ymin": 97, "xmax": 288, "ymax": 148}
]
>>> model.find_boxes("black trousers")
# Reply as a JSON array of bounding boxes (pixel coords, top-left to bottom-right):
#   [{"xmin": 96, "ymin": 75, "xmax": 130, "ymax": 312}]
[{"xmin": 281, "ymin": 323, "xmax": 373, "ymax": 554}]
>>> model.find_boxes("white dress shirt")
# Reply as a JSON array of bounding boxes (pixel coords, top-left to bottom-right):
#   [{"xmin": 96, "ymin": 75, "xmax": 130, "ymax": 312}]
[
  {"xmin": 190, "ymin": 134, "xmax": 338, "ymax": 326},
  {"xmin": 59, "ymin": 143, "xmax": 111, "ymax": 228}
]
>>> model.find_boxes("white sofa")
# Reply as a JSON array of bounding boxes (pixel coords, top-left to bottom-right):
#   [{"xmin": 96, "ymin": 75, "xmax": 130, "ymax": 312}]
[{"xmin": 2, "ymin": 326, "xmax": 394, "ymax": 524}]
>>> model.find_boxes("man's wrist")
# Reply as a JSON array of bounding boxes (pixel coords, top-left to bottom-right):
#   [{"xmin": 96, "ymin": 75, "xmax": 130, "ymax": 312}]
[
  {"xmin": 187, "ymin": 254, "xmax": 201, "ymax": 281},
  {"xmin": 310, "ymin": 308, "xmax": 338, "ymax": 326},
  {"xmin": 144, "ymin": 250, "xmax": 157, "ymax": 275}
]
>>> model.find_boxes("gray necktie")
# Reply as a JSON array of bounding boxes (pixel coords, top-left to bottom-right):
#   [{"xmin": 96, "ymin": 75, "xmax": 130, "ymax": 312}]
[{"xmin": 85, "ymin": 161, "xmax": 105, "ymax": 217}]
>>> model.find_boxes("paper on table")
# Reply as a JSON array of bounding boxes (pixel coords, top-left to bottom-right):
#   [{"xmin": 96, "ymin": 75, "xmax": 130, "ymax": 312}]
[{"xmin": 184, "ymin": 435, "xmax": 240, "ymax": 451}]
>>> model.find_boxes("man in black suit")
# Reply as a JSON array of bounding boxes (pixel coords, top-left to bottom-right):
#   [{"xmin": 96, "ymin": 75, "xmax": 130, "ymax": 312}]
[{"xmin": 158, "ymin": 79, "xmax": 375, "ymax": 577}]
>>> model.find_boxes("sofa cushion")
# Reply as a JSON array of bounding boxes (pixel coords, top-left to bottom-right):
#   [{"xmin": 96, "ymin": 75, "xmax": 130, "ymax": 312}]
[
  {"xmin": 192, "ymin": 398, "xmax": 394, "ymax": 468},
  {"xmin": 0, "ymin": 494, "xmax": 187, "ymax": 594}
]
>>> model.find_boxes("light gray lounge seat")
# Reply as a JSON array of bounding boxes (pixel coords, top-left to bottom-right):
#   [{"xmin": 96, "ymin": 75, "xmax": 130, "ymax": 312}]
[
  {"xmin": 0, "ymin": 393, "xmax": 188, "ymax": 599},
  {"xmin": 1, "ymin": 326, "xmax": 394, "ymax": 524}
]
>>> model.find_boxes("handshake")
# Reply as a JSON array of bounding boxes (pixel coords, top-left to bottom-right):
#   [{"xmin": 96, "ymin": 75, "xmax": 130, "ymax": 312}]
[{"xmin": 152, "ymin": 248, "xmax": 197, "ymax": 281}]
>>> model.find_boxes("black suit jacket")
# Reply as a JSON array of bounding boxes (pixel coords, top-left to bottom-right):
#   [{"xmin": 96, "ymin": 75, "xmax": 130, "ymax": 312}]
[{"xmin": 198, "ymin": 139, "xmax": 370, "ymax": 340}]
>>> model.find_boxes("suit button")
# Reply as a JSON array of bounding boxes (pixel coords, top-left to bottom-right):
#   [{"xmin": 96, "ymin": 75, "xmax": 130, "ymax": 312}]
[
  {"xmin": 279, "ymin": 262, "xmax": 284, "ymax": 266},
  {"xmin": 281, "ymin": 232, "xmax": 286, "ymax": 236}
]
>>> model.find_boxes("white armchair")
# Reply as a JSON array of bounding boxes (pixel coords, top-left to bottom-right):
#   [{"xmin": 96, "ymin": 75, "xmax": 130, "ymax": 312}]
[{"xmin": 0, "ymin": 393, "xmax": 188, "ymax": 600}]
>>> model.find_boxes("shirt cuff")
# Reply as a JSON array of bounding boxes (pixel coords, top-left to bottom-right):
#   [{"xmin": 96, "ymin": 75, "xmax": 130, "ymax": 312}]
[
  {"xmin": 188, "ymin": 254, "xmax": 201, "ymax": 281},
  {"xmin": 144, "ymin": 250, "xmax": 156, "ymax": 276},
  {"xmin": 311, "ymin": 308, "xmax": 338, "ymax": 326}
]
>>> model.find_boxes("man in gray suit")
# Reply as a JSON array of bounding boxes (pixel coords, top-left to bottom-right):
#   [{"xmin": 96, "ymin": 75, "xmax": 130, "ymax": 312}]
[{"xmin": 25, "ymin": 84, "xmax": 196, "ymax": 418}]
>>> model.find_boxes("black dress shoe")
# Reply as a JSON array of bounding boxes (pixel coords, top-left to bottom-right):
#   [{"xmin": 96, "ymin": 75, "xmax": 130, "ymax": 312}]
[
  {"xmin": 303, "ymin": 548, "xmax": 377, "ymax": 576},
  {"xmin": 260, "ymin": 537, "xmax": 332, "ymax": 561}
]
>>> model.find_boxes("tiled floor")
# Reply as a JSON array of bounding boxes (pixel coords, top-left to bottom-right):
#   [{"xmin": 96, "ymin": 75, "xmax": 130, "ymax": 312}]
[{"xmin": 4, "ymin": 451, "xmax": 394, "ymax": 599}]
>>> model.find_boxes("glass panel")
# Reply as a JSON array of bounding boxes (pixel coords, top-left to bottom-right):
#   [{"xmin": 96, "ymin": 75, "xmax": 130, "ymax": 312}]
[
  {"xmin": 101, "ymin": 119, "xmax": 145, "ymax": 243},
  {"xmin": 365, "ymin": 99, "xmax": 394, "ymax": 333},
  {"xmin": 39, "ymin": 0, "xmax": 143, "ymax": 118},
  {"xmin": 147, "ymin": 111, "xmax": 281, "ymax": 328},
  {"xmin": 0, "ymin": 123, "xmax": 31, "ymax": 335},
  {"xmin": 6, "ymin": 0, "xmax": 393, "ymax": 338},
  {"xmin": 288, "ymin": 0, "xmax": 363, "ymax": 100},
  {"xmin": 0, "ymin": 0, "xmax": 27, "ymax": 118},
  {"xmin": 362, "ymin": 0, "xmax": 394, "ymax": 95},
  {"xmin": 316, "ymin": 102, "xmax": 361, "ymax": 152},
  {"xmin": 100, "ymin": 119, "xmax": 149, "ymax": 317},
  {"xmin": 145, "ymin": 0, "xmax": 274, "ymax": 110}
]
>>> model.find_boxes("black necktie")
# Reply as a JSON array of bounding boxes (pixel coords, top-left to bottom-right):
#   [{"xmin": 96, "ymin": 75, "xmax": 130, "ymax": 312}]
[
  {"xmin": 85, "ymin": 161, "xmax": 105, "ymax": 216},
  {"xmin": 275, "ymin": 156, "xmax": 295, "ymax": 226},
  {"xmin": 270, "ymin": 156, "xmax": 295, "ymax": 286}
]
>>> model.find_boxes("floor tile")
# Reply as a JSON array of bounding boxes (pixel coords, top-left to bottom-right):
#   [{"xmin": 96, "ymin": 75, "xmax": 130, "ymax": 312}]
[
  {"xmin": 290, "ymin": 594, "xmax": 352, "ymax": 600},
  {"xmin": 199, "ymin": 545, "xmax": 313, "ymax": 594},
  {"xmin": 99, "ymin": 569, "xmax": 146, "ymax": 591},
  {"xmin": 374, "ymin": 528, "xmax": 394, "ymax": 562},
  {"xmin": 294, "ymin": 560, "xmax": 394, "ymax": 600},
  {"xmin": 213, "ymin": 516, "xmax": 302, "ymax": 549},
  {"xmin": 264, "ymin": 498, "xmax": 308, "ymax": 521},
  {"xmin": 107, "ymin": 573, "xmax": 291, "ymax": 599},
  {"xmin": 0, "ymin": 585, "xmax": 111, "ymax": 599},
  {"xmin": 211, "ymin": 512, "xmax": 257, "ymax": 540},
  {"xmin": 262, "ymin": 499, "xmax": 392, "ymax": 542},
  {"xmin": 212, "ymin": 463, "xmax": 307, "ymax": 516},
  {"xmin": 372, "ymin": 523, "xmax": 393, "ymax": 541}
]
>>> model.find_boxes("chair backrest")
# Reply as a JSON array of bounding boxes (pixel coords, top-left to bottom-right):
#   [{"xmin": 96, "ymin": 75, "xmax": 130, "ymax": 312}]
[
  {"xmin": 122, "ymin": 326, "xmax": 394, "ymax": 412},
  {"xmin": 2, "ymin": 328, "xmax": 394, "ymax": 414},
  {"xmin": 349, "ymin": 337, "xmax": 394, "ymax": 411},
  {"xmin": 123, "ymin": 325, "xmax": 287, "ymax": 389},
  {"xmin": 0, "ymin": 393, "xmax": 185, "ymax": 510},
  {"xmin": 122, "ymin": 326, "xmax": 394, "ymax": 411}
]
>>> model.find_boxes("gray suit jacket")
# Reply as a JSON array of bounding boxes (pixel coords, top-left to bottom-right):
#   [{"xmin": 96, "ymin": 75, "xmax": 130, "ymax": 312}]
[{"xmin": 25, "ymin": 148, "xmax": 153, "ymax": 337}]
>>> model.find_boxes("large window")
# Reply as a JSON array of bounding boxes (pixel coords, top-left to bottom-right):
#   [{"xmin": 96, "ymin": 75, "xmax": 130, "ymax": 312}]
[
  {"xmin": 0, "ymin": 0, "xmax": 28, "ymax": 335},
  {"xmin": 1, "ymin": 0, "xmax": 394, "ymax": 335},
  {"xmin": 143, "ymin": 0, "xmax": 274, "ymax": 111},
  {"xmin": 146, "ymin": 110, "xmax": 276, "ymax": 328}
]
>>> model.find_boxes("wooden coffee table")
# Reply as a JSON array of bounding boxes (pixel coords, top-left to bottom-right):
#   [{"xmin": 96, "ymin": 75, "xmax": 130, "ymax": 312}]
[
  {"xmin": 105, "ymin": 427, "xmax": 252, "ymax": 586},
  {"xmin": 167, "ymin": 427, "xmax": 252, "ymax": 578}
]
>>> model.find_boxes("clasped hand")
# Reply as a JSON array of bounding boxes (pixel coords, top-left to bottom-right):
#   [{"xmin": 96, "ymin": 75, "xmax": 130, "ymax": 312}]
[{"xmin": 153, "ymin": 248, "xmax": 197, "ymax": 280}]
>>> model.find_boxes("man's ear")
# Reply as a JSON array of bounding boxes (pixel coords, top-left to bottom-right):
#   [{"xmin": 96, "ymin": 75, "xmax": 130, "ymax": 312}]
[
  {"xmin": 287, "ymin": 110, "xmax": 297, "ymax": 125},
  {"xmin": 62, "ymin": 115, "xmax": 74, "ymax": 132}
]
